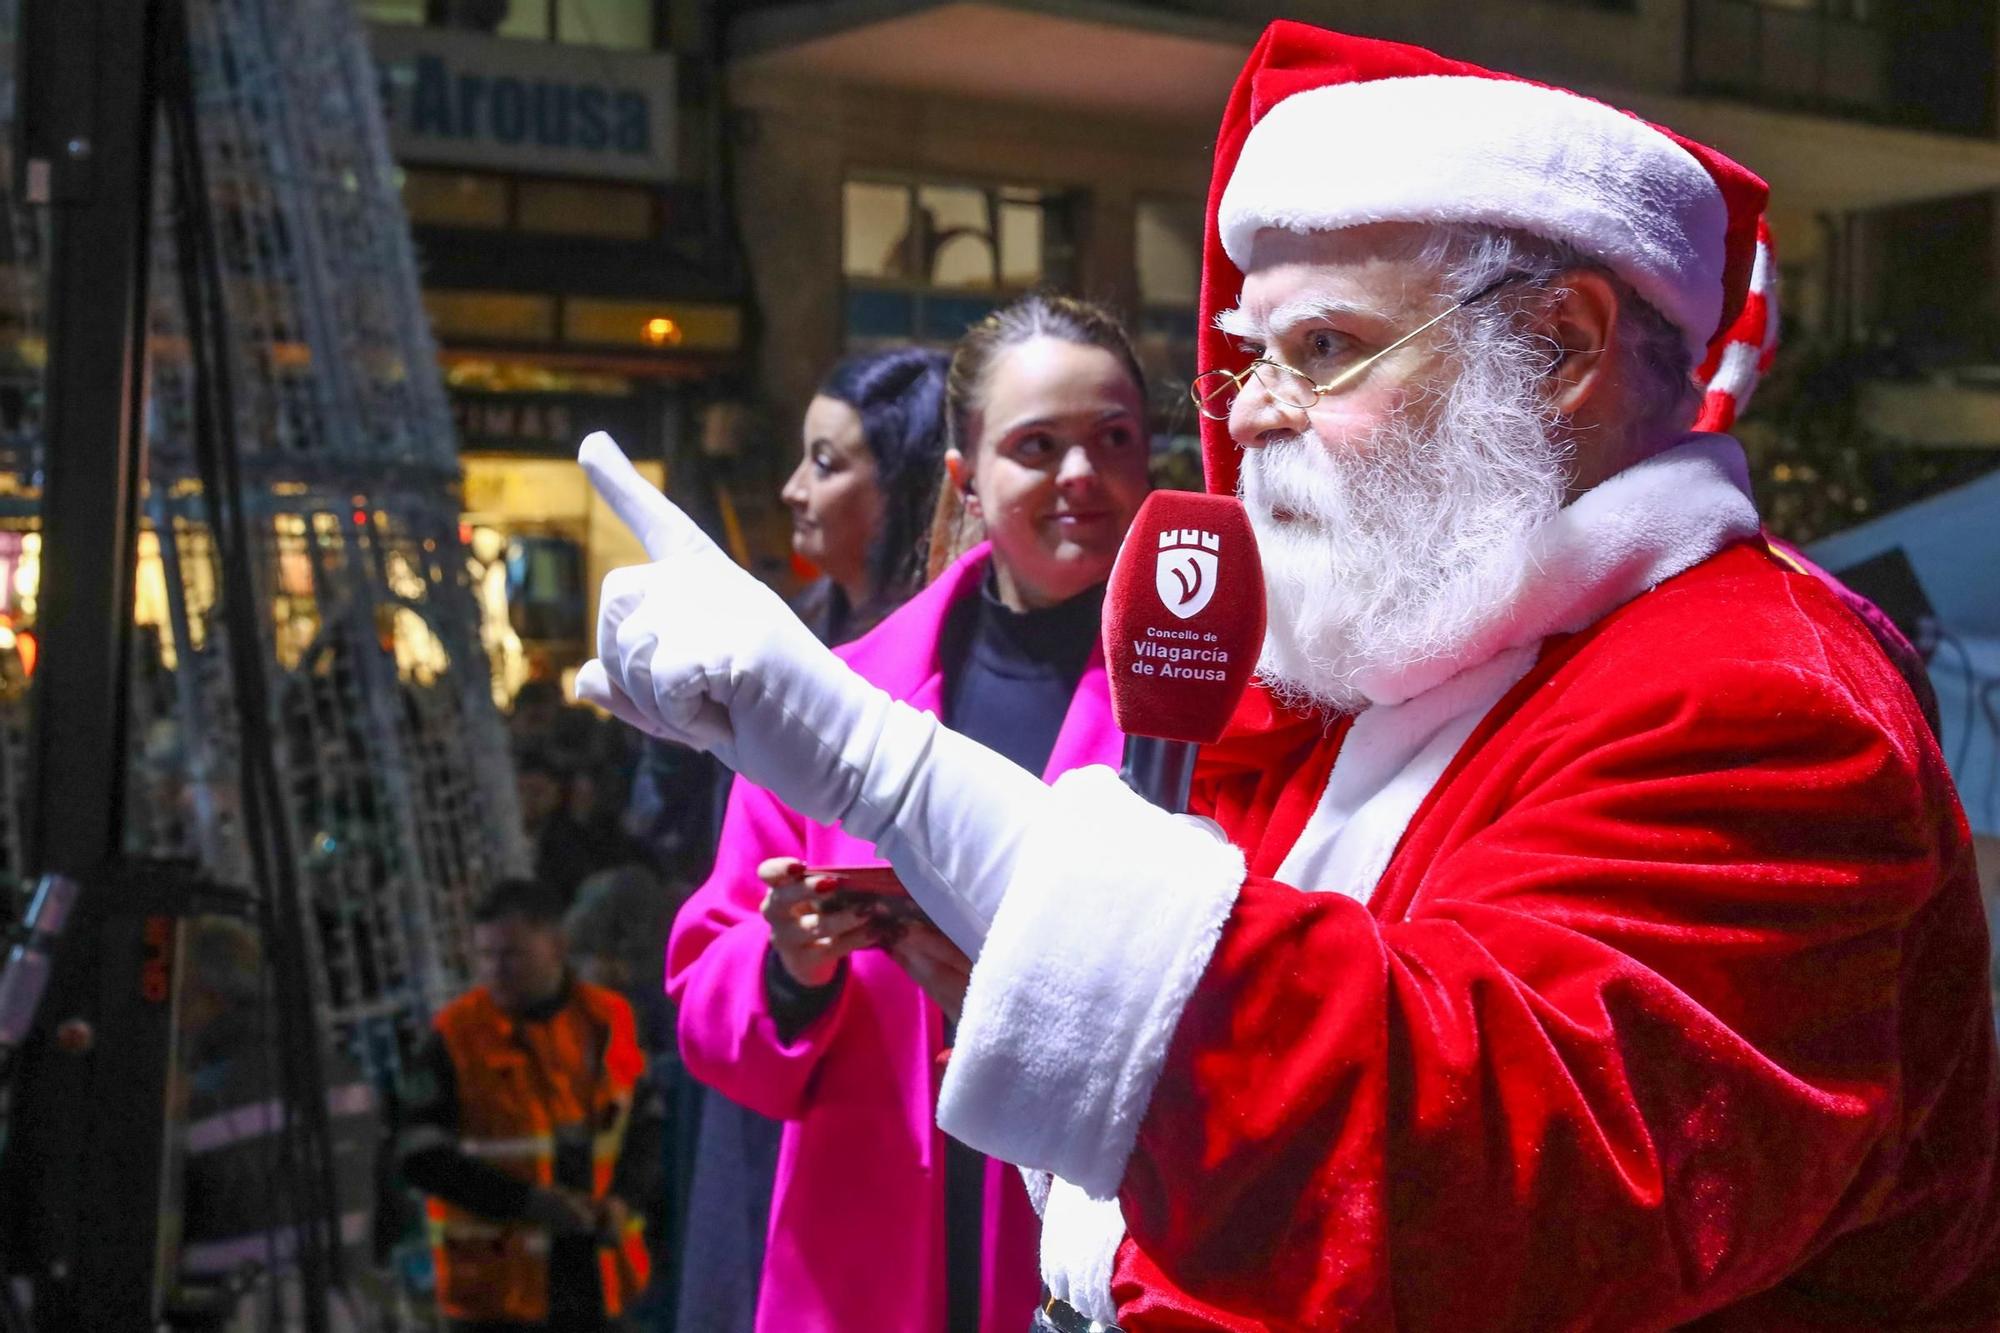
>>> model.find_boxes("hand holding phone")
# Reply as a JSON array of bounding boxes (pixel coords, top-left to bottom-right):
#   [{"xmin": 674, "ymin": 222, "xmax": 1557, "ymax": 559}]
[
  {"xmin": 758, "ymin": 858, "xmax": 877, "ymax": 987},
  {"xmin": 799, "ymin": 863, "xmax": 935, "ymax": 945}
]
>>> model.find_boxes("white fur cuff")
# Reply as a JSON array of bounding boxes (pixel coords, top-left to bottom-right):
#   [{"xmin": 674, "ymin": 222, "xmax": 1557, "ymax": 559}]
[{"xmin": 938, "ymin": 766, "xmax": 1246, "ymax": 1199}]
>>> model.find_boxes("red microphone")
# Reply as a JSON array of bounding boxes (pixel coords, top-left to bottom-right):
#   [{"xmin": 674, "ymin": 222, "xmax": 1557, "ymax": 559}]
[{"xmin": 1103, "ymin": 490, "xmax": 1265, "ymax": 811}]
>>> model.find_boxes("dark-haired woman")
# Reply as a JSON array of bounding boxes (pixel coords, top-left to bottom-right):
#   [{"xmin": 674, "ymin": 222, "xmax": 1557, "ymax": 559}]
[
  {"xmin": 668, "ymin": 295, "xmax": 1152, "ymax": 1332},
  {"xmin": 666, "ymin": 345, "xmax": 953, "ymax": 1333},
  {"xmin": 781, "ymin": 348, "xmax": 948, "ymax": 644}
]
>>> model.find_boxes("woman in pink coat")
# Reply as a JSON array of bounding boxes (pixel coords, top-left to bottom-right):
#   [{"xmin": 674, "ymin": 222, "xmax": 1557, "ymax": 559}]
[{"xmin": 667, "ymin": 293, "xmax": 1152, "ymax": 1332}]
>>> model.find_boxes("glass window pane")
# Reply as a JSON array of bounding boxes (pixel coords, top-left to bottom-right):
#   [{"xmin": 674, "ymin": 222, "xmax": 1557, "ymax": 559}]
[
  {"xmin": 1135, "ymin": 197, "xmax": 1204, "ymax": 310},
  {"xmin": 844, "ymin": 181, "xmax": 913, "ymax": 280},
  {"xmin": 999, "ymin": 201, "xmax": 1043, "ymax": 287},
  {"xmin": 429, "ymin": 0, "xmax": 550, "ymax": 36},
  {"xmin": 917, "ymin": 184, "xmax": 996, "ymax": 289},
  {"xmin": 498, "ymin": 0, "xmax": 553, "ymax": 40},
  {"xmin": 358, "ymin": 0, "xmax": 425, "ymax": 23},
  {"xmin": 555, "ymin": 0, "xmax": 655, "ymax": 48},
  {"xmin": 424, "ymin": 290, "xmax": 558, "ymax": 343},
  {"xmin": 402, "ymin": 169, "xmax": 510, "ymax": 229},
  {"xmin": 515, "ymin": 179, "xmax": 654, "ymax": 239}
]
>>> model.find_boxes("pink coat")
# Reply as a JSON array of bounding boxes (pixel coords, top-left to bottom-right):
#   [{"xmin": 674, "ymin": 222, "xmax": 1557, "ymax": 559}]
[{"xmin": 667, "ymin": 544, "xmax": 1123, "ymax": 1333}]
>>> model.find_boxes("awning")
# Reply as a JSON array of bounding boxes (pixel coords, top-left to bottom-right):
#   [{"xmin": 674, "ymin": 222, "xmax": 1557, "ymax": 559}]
[{"xmin": 731, "ymin": 0, "xmax": 1245, "ymax": 129}]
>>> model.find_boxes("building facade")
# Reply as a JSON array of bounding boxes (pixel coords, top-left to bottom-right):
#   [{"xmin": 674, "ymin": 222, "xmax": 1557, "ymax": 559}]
[
  {"xmin": 720, "ymin": 0, "xmax": 2000, "ymax": 994},
  {"xmin": 724, "ymin": 0, "xmax": 2000, "ymax": 522},
  {"xmin": 353, "ymin": 0, "xmax": 2000, "ymax": 664},
  {"xmin": 362, "ymin": 0, "xmax": 748, "ymax": 694}
]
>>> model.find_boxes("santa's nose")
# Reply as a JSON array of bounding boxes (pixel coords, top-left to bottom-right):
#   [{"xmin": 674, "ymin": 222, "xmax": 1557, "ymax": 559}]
[{"xmin": 1229, "ymin": 374, "xmax": 1306, "ymax": 449}]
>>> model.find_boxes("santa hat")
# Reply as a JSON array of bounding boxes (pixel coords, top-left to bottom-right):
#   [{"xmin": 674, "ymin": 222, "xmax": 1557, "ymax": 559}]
[{"xmin": 1198, "ymin": 22, "xmax": 1777, "ymax": 495}]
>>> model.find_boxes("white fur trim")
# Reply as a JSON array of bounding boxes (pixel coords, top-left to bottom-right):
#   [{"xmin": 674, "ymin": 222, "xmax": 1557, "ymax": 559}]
[
  {"xmin": 938, "ymin": 766, "xmax": 1245, "ymax": 1199},
  {"xmin": 1019, "ymin": 1166, "xmax": 1054, "ymax": 1217},
  {"xmin": 1220, "ymin": 76, "xmax": 1729, "ymax": 357},
  {"xmin": 1350, "ymin": 434, "xmax": 1759, "ymax": 706},
  {"xmin": 1039, "ymin": 1179, "xmax": 1129, "ymax": 1323},
  {"xmin": 1020, "ymin": 1161, "xmax": 1128, "ymax": 1320},
  {"xmin": 1277, "ymin": 645, "xmax": 1536, "ymax": 896}
]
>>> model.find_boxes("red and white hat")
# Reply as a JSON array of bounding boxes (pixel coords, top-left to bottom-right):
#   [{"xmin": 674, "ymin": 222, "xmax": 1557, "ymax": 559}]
[{"xmin": 1199, "ymin": 21, "xmax": 1777, "ymax": 495}]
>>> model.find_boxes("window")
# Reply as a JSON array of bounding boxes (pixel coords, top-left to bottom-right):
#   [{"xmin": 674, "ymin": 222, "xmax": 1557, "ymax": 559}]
[
  {"xmin": 842, "ymin": 181, "xmax": 911, "ymax": 280},
  {"xmin": 401, "ymin": 168, "xmax": 656, "ymax": 240},
  {"xmin": 361, "ymin": 0, "xmax": 426, "ymax": 22},
  {"xmin": 515, "ymin": 179, "xmax": 654, "ymax": 240},
  {"xmin": 402, "ymin": 169, "xmax": 510, "ymax": 228},
  {"xmin": 1749, "ymin": 0, "xmax": 1872, "ymax": 16},
  {"xmin": 1687, "ymin": 0, "xmax": 1905, "ymax": 122},
  {"xmin": 1133, "ymin": 196, "xmax": 1205, "ymax": 485},
  {"xmin": 1135, "ymin": 196, "xmax": 1201, "ymax": 312},
  {"xmin": 423, "ymin": 290, "xmax": 557, "ymax": 342},
  {"xmin": 362, "ymin": 0, "xmax": 657, "ymax": 50},
  {"xmin": 841, "ymin": 175, "xmax": 1078, "ymax": 346}
]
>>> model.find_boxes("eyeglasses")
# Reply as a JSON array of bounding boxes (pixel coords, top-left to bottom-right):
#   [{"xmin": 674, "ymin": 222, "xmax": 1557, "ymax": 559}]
[{"xmin": 1189, "ymin": 272, "xmax": 1530, "ymax": 422}]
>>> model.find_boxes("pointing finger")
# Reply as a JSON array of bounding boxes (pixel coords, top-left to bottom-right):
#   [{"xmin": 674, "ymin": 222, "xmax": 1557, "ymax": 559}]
[
  {"xmin": 578, "ymin": 431, "xmax": 710, "ymax": 562},
  {"xmin": 574, "ymin": 659, "xmax": 658, "ymax": 736}
]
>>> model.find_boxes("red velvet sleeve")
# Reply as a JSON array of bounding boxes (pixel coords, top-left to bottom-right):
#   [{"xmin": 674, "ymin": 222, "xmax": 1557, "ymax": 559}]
[{"xmin": 1115, "ymin": 656, "xmax": 1969, "ymax": 1329}]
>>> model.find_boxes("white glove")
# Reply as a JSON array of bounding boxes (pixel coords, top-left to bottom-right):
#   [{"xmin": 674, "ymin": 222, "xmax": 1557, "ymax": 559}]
[{"xmin": 573, "ymin": 432, "xmax": 1050, "ymax": 952}]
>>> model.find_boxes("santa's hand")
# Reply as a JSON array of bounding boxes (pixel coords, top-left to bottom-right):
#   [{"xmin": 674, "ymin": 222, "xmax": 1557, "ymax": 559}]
[
  {"xmin": 574, "ymin": 431, "xmax": 885, "ymax": 825},
  {"xmin": 575, "ymin": 432, "xmax": 1060, "ymax": 953}
]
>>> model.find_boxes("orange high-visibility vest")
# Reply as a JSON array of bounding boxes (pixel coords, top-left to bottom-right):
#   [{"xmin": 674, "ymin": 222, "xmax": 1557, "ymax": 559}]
[{"xmin": 423, "ymin": 982, "xmax": 651, "ymax": 1323}]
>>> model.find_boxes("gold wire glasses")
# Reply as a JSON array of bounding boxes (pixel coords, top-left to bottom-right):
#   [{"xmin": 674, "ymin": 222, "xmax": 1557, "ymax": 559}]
[{"xmin": 1189, "ymin": 272, "xmax": 1530, "ymax": 422}]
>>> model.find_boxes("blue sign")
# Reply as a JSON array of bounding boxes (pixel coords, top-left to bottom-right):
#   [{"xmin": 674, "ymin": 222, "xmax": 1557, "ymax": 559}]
[
  {"xmin": 371, "ymin": 26, "xmax": 677, "ymax": 182},
  {"xmin": 408, "ymin": 54, "xmax": 651, "ymax": 156}
]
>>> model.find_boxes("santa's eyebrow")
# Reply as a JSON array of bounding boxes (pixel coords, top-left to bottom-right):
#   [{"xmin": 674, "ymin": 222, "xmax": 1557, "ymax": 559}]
[
  {"xmin": 1214, "ymin": 295, "xmax": 1377, "ymax": 342},
  {"xmin": 1214, "ymin": 306, "xmax": 1259, "ymax": 339}
]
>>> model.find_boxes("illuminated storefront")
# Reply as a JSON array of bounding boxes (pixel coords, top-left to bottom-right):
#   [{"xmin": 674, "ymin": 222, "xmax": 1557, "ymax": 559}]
[{"xmin": 363, "ymin": 4, "xmax": 747, "ymax": 698}]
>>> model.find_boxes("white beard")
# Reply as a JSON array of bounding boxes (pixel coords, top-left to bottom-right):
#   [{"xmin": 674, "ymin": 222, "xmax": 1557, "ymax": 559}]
[{"xmin": 1239, "ymin": 333, "xmax": 1571, "ymax": 715}]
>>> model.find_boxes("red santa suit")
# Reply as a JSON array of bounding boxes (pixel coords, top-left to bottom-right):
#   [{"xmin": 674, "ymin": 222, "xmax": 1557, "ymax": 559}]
[{"xmin": 934, "ymin": 22, "xmax": 2000, "ymax": 1331}]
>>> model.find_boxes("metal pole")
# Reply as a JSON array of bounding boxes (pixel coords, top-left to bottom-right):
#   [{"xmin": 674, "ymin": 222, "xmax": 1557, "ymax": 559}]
[
  {"xmin": 5, "ymin": 2, "xmax": 165, "ymax": 1325},
  {"xmin": 20, "ymin": 0, "xmax": 154, "ymax": 880}
]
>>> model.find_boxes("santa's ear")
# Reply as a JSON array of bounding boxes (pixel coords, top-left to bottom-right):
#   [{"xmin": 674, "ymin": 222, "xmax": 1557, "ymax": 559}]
[{"xmin": 1536, "ymin": 268, "xmax": 1618, "ymax": 419}]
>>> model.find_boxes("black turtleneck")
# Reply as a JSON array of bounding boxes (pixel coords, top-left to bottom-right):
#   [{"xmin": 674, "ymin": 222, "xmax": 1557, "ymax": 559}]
[
  {"xmin": 935, "ymin": 572, "xmax": 1103, "ymax": 1330},
  {"xmin": 939, "ymin": 574, "xmax": 1104, "ymax": 777}
]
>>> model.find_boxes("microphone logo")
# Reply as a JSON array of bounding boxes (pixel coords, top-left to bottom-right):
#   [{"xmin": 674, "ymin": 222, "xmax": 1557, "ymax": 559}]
[{"xmin": 1155, "ymin": 528, "xmax": 1220, "ymax": 620}]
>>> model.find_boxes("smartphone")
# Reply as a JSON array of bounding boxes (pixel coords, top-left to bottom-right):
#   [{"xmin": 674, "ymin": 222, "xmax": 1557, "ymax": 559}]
[{"xmin": 800, "ymin": 863, "xmax": 932, "ymax": 940}]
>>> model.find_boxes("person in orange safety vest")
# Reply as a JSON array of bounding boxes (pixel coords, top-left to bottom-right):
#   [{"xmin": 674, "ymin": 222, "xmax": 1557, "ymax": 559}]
[{"xmin": 399, "ymin": 877, "xmax": 661, "ymax": 1332}]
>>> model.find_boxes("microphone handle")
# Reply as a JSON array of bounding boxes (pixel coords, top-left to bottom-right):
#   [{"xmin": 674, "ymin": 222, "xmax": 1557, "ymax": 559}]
[{"xmin": 1121, "ymin": 735, "xmax": 1197, "ymax": 814}]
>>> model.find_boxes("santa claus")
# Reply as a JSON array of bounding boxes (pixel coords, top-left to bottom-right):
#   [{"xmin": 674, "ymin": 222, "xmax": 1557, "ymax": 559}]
[{"xmin": 577, "ymin": 21, "xmax": 2000, "ymax": 1331}]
